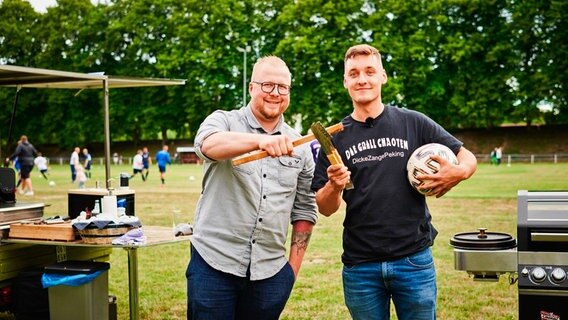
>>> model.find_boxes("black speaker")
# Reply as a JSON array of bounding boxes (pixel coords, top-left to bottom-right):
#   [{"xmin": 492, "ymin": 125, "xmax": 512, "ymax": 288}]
[{"xmin": 0, "ymin": 168, "xmax": 16, "ymax": 204}]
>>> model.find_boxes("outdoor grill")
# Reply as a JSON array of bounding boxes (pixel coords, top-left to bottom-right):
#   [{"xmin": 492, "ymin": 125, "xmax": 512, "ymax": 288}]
[{"xmin": 451, "ymin": 190, "xmax": 568, "ymax": 319}]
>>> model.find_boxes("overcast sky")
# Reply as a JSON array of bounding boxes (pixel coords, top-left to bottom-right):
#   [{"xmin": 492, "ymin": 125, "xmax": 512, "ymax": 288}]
[
  {"xmin": 24, "ymin": 0, "xmax": 100, "ymax": 12},
  {"xmin": 25, "ymin": 0, "xmax": 58, "ymax": 12}
]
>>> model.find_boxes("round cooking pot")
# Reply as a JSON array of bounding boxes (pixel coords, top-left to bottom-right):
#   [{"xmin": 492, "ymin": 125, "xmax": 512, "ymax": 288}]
[{"xmin": 450, "ymin": 228, "xmax": 516, "ymax": 250}]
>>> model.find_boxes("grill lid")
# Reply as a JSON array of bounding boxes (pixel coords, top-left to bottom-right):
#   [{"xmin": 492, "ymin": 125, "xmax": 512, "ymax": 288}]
[{"xmin": 450, "ymin": 228, "xmax": 517, "ymax": 250}]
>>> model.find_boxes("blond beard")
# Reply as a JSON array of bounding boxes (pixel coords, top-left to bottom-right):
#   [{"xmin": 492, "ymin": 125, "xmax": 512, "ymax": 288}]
[{"xmin": 253, "ymin": 99, "xmax": 286, "ymax": 122}]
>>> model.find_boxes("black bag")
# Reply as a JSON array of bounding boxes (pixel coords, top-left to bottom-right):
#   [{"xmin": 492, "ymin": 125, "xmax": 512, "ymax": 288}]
[{"xmin": 12, "ymin": 268, "xmax": 50, "ymax": 320}]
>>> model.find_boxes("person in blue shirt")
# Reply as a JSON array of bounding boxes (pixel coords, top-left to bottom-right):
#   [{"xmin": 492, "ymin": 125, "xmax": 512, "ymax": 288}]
[
  {"xmin": 155, "ymin": 145, "xmax": 172, "ymax": 185},
  {"xmin": 14, "ymin": 156, "xmax": 21, "ymax": 189}
]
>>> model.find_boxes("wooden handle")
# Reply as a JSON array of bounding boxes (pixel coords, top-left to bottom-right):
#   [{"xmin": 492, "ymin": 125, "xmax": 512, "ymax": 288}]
[
  {"xmin": 231, "ymin": 123, "xmax": 344, "ymax": 166},
  {"xmin": 326, "ymin": 149, "xmax": 354, "ymax": 190}
]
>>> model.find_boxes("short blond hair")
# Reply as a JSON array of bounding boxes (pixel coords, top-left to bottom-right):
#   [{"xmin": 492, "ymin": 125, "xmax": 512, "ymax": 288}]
[
  {"xmin": 251, "ymin": 56, "xmax": 291, "ymax": 83},
  {"xmin": 344, "ymin": 44, "xmax": 383, "ymax": 68}
]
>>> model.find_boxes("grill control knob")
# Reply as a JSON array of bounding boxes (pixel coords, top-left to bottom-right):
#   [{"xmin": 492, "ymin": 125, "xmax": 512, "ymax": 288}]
[
  {"xmin": 551, "ymin": 268, "xmax": 566, "ymax": 284},
  {"xmin": 530, "ymin": 267, "xmax": 547, "ymax": 283},
  {"xmin": 521, "ymin": 268, "xmax": 529, "ymax": 277}
]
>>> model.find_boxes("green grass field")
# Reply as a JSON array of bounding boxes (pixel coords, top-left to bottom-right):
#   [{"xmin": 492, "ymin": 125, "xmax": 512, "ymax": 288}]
[{"xmin": 16, "ymin": 162, "xmax": 568, "ymax": 319}]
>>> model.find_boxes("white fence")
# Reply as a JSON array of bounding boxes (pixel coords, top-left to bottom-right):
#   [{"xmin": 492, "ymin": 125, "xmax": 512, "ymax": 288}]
[
  {"xmin": 46, "ymin": 156, "xmax": 182, "ymax": 165},
  {"xmin": 49, "ymin": 157, "xmax": 117, "ymax": 166},
  {"xmin": 475, "ymin": 153, "xmax": 568, "ymax": 164}
]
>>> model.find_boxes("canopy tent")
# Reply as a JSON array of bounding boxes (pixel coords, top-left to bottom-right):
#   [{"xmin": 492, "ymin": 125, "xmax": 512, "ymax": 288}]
[{"xmin": 0, "ymin": 64, "xmax": 186, "ymax": 187}]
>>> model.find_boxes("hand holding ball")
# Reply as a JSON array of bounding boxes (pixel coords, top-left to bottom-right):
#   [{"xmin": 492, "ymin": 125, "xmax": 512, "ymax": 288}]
[{"xmin": 407, "ymin": 143, "xmax": 458, "ymax": 195}]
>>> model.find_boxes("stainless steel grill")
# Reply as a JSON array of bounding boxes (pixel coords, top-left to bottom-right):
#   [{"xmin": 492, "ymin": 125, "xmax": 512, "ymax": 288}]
[{"xmin": 451, "ymin": 190, "xmax": 568, "ymax": 319}]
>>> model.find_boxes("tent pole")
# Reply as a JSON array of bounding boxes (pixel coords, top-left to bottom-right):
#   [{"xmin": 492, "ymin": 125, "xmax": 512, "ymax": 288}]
[
  {"xmin": 103, "ymin": 78, "xmax": 112, "ymax": 188},
  {"xmin": 4, "ymin": 86, "xmax": 22, "ymax": 167}
]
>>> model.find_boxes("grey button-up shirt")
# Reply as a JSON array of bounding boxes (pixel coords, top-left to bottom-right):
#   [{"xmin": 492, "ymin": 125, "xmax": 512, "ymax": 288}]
[{"xmin": 191, "ymin": 106, "xmax": 318, "ymax": 281}]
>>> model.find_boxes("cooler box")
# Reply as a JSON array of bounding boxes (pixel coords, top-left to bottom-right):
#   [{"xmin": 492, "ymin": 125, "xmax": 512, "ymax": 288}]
[
  {"xmin": 68, "ymin": 188, "xmax": 135, "ymax": 218},
  {"xmin": 45, "ymin": 261, "xmax": 110, "ymax": 320}
]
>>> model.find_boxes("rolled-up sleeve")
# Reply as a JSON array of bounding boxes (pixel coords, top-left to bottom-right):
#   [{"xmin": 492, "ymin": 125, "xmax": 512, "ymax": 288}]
[{"xmin": 194, "ymin": 111, "xmax": 230, "ymax": 162}]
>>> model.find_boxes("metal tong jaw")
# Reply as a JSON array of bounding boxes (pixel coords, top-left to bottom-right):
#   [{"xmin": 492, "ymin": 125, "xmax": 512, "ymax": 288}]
[{"xmin": 310, "ymin": 121, "xmax": 354, "ymax": 190}]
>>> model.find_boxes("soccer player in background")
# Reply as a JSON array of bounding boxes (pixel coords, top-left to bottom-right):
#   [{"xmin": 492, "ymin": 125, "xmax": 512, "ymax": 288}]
[
  {"xmin": 154, "ymin": 145, "xmax": 171, "ymax": 185},
  {"xmin": 141, "ymin": 146, "xmax": 151, "ymax": 181},
  {"xmin": 34, "ymin": 152, "xmax": 49, "ymax": 180}
]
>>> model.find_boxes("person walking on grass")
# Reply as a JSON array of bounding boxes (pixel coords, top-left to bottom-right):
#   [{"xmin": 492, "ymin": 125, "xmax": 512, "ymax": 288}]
[
  {"xmin": 142, "ymin": 146, "xmax": 151, "ymax": 181},
  {"xmin": 130, "ymin": 149, "xmax": 145, "ymax": 181},
  {"xmin": 70, "ymin": 147, "xmax": 80, "ymax": 182},
  {"xmin": 495, "ymin": 146, "xmax": 503, "ymax": 165},
  {"xmin": 312, "ymin": 44, "xmax": 477, "ymax": 320},
  {"xmin": 6, "ymin": 135, "xmax": 37, "ymax": 196},
  {"xmin": 74, "ymin": 164, "xmax": 87, "ymax": 189},
  {"xmin": 155, "ymin": 145, "xmax": 171, "ymax": 186},
  {"xmin": 83, "ymin": 148, "xmax": 92, "ymax": 179}
]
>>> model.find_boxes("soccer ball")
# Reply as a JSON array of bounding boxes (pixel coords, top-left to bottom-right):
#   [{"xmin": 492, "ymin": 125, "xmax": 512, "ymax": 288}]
[
  {"xmin": 48, "ymin": 181, "xmax": 56, "ymax": 187},
  {"xmin": 407, "ymin": 143, "xmax": 458, "ymax": 195}
]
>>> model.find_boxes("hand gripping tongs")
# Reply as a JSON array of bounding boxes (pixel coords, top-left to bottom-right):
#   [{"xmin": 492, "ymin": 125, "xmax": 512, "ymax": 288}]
[
  {"xmin": 231, "ymin": 123, "xmax": 344, "ymax": 166},
  {"xmin": 310, "ymin": 121, "xmax": 354, "ymax": 190}
]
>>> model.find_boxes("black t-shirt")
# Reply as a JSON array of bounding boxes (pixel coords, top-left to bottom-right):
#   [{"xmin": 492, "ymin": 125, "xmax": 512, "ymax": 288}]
[{"xmin": 311, "ymin": 106, "xmax": 463, "ymax": 265}]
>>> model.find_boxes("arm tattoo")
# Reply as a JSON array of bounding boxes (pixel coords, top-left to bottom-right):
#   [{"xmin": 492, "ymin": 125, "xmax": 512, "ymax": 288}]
[{"xmin": 291, "ymin": 231, "xmax": 312, "ymax": 254}]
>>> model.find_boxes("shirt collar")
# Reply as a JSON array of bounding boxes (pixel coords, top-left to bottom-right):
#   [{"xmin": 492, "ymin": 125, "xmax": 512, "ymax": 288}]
[{"xmin": 244, "ymin": 104, "xmax": 283, "ymax": 135}]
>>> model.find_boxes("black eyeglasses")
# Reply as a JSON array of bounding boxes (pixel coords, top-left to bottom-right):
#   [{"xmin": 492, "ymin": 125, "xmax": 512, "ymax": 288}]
[{"xmin": 251, "ymin": 81, "xmax": 291, "ymax": 95}]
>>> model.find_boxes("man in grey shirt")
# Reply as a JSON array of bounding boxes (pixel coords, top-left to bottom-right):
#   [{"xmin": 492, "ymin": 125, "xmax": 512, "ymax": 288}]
[{"xmin": 186, "ymin": 56, "xmax": 318, "ymax": 320}]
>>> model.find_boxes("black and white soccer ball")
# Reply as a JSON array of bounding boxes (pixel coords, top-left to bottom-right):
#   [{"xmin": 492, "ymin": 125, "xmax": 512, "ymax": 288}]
[{"xmin": 407, "ymin": 143, "xmax": 458, "ymax": 195}]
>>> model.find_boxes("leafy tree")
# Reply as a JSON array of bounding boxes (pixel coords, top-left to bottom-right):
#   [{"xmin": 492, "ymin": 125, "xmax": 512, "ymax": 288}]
[
  {"xmin": 438, "ymin": 0, "xmax": 516, "ymax": 128},
  {"xmin": 509, "ymin": 0, "xmax": 568, "ymax": 126},
  {"xmin": 160, "ymin": 0, "xmax": 265, "ymax": 140},
  {"xmin": 0, "ymin": 0, "xmax": 41, "ymax": 65},
  {"xmin": 0, "ymin": 0, "xmax": 42, "ymax": 152},
  {"xmin": 1, "ymin": 0, "xmax": 567, "ymax": 151},
  {"xmin": 364, "ymin": 0, "xmax": 517, "ymax": 128},
  {"xmin": 276, "ymin": 0, "xmax": 369, "ymax": 129},
  {"xmin": 32, "ymin": 0, "xmax": 106, "ymax": 147}
]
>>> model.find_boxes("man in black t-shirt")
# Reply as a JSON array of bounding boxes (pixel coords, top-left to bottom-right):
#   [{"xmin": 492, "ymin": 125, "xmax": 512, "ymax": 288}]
[{"xmin": 311, "ymin": 44, "xmax": 478, "ymax": 320}]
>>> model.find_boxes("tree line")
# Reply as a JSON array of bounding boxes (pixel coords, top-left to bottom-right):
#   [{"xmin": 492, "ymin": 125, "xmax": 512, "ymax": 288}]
[{"xmin": 0, "ymin": 0, "xmax": 566, "ymax": 150}]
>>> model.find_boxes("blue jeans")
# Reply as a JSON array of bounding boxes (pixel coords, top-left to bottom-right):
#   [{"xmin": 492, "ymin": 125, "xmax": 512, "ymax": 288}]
[
  {"xmin": 70, "ymin": 164, "xmax": 76, "ymax": 182},
  {"xmin": 186, "ymin": 246, "xmax": 295, "ymax": 320},
  {"xmin": 342, "ymin": 247, "xmax": 436, "ymax": 320}
]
